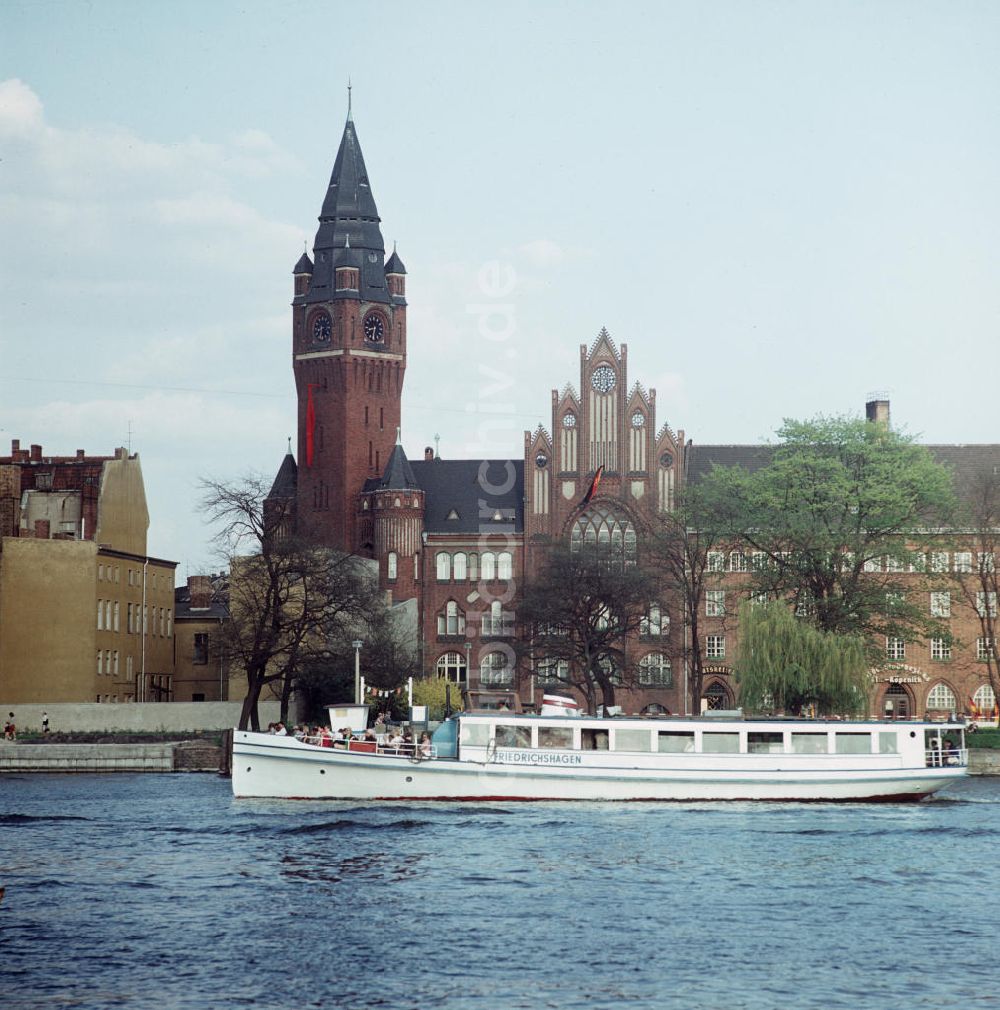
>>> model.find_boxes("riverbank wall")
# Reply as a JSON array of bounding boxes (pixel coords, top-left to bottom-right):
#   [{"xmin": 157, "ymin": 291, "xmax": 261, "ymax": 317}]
[{"xmin": 0, "ymin": 740, "xmax": 224, "ymax": 773}]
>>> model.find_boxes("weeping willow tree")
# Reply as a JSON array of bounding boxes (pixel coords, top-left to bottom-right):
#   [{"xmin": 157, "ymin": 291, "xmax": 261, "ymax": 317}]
[{"xmin": 734, "ymin": 600, "xmax": 869, "ymax": 717}]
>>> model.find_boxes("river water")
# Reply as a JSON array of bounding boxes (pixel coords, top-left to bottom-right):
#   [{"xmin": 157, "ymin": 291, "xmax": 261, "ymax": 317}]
[{"xmin": 1, "ymin": 773, "xmax": 997, "ymax": 1010}]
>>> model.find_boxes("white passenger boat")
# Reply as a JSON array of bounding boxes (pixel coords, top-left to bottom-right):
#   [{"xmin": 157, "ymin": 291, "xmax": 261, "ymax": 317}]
[{"xmin": 231, "ymin": 696, "xmax": 968, "ymax": 803}]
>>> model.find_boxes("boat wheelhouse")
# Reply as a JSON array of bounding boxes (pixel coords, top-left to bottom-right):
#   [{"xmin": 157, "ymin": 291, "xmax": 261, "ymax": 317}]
[{"xmin": 231, "ymin": 703, "xmax": 968, "ymax": 802}]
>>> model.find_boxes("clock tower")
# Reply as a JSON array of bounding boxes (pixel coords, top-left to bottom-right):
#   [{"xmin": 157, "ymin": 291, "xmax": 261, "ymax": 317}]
[{"xmin": 290, "ymin": 105, "xmax": 407, "ymax": 552}]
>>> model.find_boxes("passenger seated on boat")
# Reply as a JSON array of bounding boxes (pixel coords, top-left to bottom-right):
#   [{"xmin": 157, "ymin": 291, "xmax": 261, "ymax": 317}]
[{"xmin": 419, "ymin": 732, "xmax": 433, "ymax": 758}]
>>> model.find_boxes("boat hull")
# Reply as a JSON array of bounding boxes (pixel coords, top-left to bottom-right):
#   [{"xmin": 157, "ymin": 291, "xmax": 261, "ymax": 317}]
[{"xmin": 231, "ymin": 732, "xmax": 963, "ymax": 802}]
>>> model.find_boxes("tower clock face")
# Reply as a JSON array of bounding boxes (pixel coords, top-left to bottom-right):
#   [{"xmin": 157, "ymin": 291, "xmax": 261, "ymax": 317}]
[
  {"xmin": 591, "ymin": 365, "xmax": 616, "ymax": 394},
  {"xmin": 363, "ymin": 313, "xmax": 385, "ymax": 343},
  {"xmin": 312, "ymin": 313, "xmax": 332, "ymax": 342}
]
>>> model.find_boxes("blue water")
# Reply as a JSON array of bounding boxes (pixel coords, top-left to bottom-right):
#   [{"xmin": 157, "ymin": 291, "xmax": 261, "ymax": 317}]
[{"xmin": 1, "ymin": 774, "xmax": 997, "ymax": 1010}]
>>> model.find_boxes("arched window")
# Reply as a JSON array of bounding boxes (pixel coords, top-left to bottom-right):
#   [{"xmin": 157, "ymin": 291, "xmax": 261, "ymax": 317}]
[
  {"xmin": 497, "ymin": 551, "xmax": 513, "ymax": 579},
  {"xmin": 883, "ymin": 683, "xmax": 911, "ymax": 720},
  {"xmin": 437, "ymin": 601, "xmax": 465, "ymax": 636},
  {"xmin": 387, "ymin": 551, "xmax": 398, "ymax": 580},
  {"xmin": 926, "ymin": 683, "xmax": 957, "ymax": 711},
  {"xmin": 481, "ymin": 552, "xmax": 496, "ymax": 580},
  {"xmin": 973, "ymin": 684, "xmax": 997, "ymax": 717},
  {"xmin": 468, "ymin": 553, "xmax": 480, "ymax": 580},
  {"xmin": 436, "ymin": 552, "xmax": 451, "ymax": 581},
  {"xmin": 436, "ymin": 652, "xmax": 468, "ymax": 684},
  {"xmin": 453, "ymin": 552, "xmax": 467, "ymax": 580},
  {"xmin": 481, "ymin": 651, "xmax": 513, "ymax": 686},
  {"xmin": 570, "ymin": 506, "xmax": 637, "ymax": 568},
  {"xmin": 704, "ymin": 681, "xmax": 731, "ymax": 710},
  {"xmin": 639, "ymin": 652, "xmax": 673, "ymax": 687}
]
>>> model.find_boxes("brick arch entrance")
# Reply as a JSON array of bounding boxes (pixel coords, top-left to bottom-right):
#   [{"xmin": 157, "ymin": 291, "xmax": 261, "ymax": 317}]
[{"xmin": 881, "ymin": 682, "xmax": 913, "ymax": 720}]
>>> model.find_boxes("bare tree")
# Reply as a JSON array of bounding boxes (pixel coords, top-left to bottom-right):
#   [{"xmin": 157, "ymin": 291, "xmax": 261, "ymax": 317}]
[
  {"xmin": 200, "ymin": 475, "xmax": 384, "ymax": 730},
  {"xmin": 648, "ymin": 487, "xmax": 730, "ymax": 715},
  {"xmin": 519, "ymin": 542, "xmax": 659, "ymax": 713},
  {"xmin": 953, "ymin": 467, "xmax": 1000, "ymax": 720}
]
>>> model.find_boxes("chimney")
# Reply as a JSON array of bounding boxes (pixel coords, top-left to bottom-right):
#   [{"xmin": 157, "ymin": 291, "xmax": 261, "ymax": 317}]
[
  {"xmin": 188, "ymin": 575, "xmax": 212, "ymax": 609},
  {"xmin": 30, "ymin": 444, "xmax": 42, "ymax": 462},
  {"xmin": 424, "ymin": 446, "xmax": 434, "ymax": 461},
  {"xmin": 865, "ymin": 392, "xmax": 890, "ymax": 429},
  {"xmin": 11, "ymin": 439, "xmax": 19, "ymax": 454},
  {"xmin": 76, "ymin": 449, "xmax": 85, "ymax": 460}
]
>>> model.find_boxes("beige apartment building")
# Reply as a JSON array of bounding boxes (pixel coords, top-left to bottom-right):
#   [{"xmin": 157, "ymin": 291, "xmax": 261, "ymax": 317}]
[{"xmin": 0, "ymin": 440, "xmax": 177, "ymax": 704}]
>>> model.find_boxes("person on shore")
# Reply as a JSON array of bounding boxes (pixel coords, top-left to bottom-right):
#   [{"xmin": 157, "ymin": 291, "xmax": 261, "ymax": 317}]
[
  {"xmin": 42, "ymin": 712, "xmax": 50, "ymax": 735},
  {"xmin": 3, "ymin": 713, "xmax": 15, "ymax": 741}
]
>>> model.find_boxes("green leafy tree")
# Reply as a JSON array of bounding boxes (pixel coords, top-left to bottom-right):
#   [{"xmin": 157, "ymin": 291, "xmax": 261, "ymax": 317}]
[
  {"xmin": 412, "ymin": 677, "xmax": 464, "ymax": 721},
  {"xmin": 734, "ymin": 600, "xmax": 869, "ymax": 716},
  {"xmin": 699, "ymin": 415, "xmax": 956, "ymax": 660}
]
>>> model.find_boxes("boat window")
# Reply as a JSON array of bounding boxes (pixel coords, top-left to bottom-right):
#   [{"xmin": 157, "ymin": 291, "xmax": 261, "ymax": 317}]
[
  {"xmin": 835, "ymin": 733, "xmax": 872, "ymax": 754},
  {"xmin": 747, "ymin": 732, "xmax": 783, "ymax": 755},
  {"xmin": 613, "ymin": 729, "xmax": 653, "ymax": 752},
  {"xmin": 791, "ymin": 733, "xmax": 828, "ymax": 754},
  {"xmin": 658, "ymin": 731, "xmax": 695, "ymax": 753},
  {"xmin": 496, "ymin": 724, "xmax": 531, "ymax": 748},
  {"xmin": 702, "ymin": 732, "xmax": 740, "ymax": 754},
  {"xmin": 878, "ymin": 732, "xmax": 898, "ymax": 754},
  {"xmin": 538, "ymin": 726, "xmax": 574, "ymax": 749},
  {"xmin": 460, "ymin": 722, "xmax": 490, "ymax": 747},
  {"xmin": 581, "ymin": 729, "xmax": 609, "ymax": 750}
]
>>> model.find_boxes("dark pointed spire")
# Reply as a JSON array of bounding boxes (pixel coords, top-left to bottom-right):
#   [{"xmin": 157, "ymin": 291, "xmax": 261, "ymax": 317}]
[
  {"xmin": 268, "ymin": 451, "xmax": 298, "ymax": 499},
  {"xmin": 384, "ymin": 246, "xmax": 406, "ymax": 275},
  {"xmin": 293, "ymin": 248, "xmax": 313, "ymax": 275},
  {"xmin": 306, "ymin": 104, "xmax": 389, "ymax": 304},
  {"xmin": 379, "ymin": 442, "xmax": 419, "ymax": 491}
]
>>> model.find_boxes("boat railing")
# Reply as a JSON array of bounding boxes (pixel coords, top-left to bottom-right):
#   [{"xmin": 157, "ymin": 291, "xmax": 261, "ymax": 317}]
[
  {"xmin": 299, "ymin": 735, "xmax": 436, "ymax": 759},
  {"xmin": 925, "ymin": 748, "xmax": 967, "ymax": 768}
]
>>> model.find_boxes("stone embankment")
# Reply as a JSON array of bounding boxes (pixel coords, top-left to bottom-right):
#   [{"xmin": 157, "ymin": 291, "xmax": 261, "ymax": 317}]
[
  {"xmin": 0, "ymin": 740, "xmax": 225, "ymax": 773},
  {"xmin": 969, "ymin": 750, "xmax": 1000, "ymax": 776}
]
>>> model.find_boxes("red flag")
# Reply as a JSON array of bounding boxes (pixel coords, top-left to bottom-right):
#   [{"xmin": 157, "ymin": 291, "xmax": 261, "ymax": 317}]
[
  {"xmin": 305, "ymin": 384, "xmax": 317, "ymax": 466},
  {"xmin": 580, "ymin": 465, "xmax": 604, "ymax": 507}
]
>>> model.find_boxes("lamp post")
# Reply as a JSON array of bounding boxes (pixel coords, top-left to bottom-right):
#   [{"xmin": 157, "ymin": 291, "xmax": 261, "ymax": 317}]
[{"xmin": 352, "ymin": 639, "xmax": 363, "ymax": 705}]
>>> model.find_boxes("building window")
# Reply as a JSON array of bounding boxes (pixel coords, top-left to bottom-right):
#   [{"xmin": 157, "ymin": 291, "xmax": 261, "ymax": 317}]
[
  {"xmin": 436, "ymin": 552, "xmax": 451, "ymax": 581},
  {"xmin": 97, "ymin": 600, "xmax": 103, "ymax": 630},
  {"xmin": 706, "ymin": 635, "xmax": 725, "ymax": 660},
  {"xmin": 728, "ymin": 551, "xmax": 747, "ymax": 573},
  {"xmin": 112, "ymin": 601, "xmax": 120, "ymax": 632},
  {"xmin": 436, "ymin": 652, "xmax": 468, "ymax": 684},
  {"xmin": 98, "ymin": 564, "xmax": 104, "ymax": 581},
  {"xmin": 929, "ymin": 552, "xmax": 949, "ymax": 573},
  {"xmin": 481, "ymin": 552, "xmax": 496, "ymax": 580},
  {"xmin": 537, "ymin": 658, "xmax": 569, "ymax": 686},
  {"xmin": 973, "ymin": 684, "xmax": 996, "ymax": 716},
  {"xmin": 387, "ymin": 551, "xmax": 398, "ymax": 581},
  {"xmin": 452, "ymin": 552, "xmax": 467, "ymax": 580},
  {"xmin": 926, "ymin": 683, "xmax": 957, "ymax": 711},
  {"xmin": 142, "ymin": 606, "xmax": 148, "ymax": 635},
  {"xmin": 166, "ymin": 610, "xmax": 172, "ymax": 638},
  {"xmin": 978, "ymin": 637, "xmax": 996, "ymax": 661},
  {"xmin": 976, "ymin": 592, "xmax": 998, "ymax": 618},
  {"xmin": 954, "ymin": 551, "xmax": 973, "ymax": 573},
  {"xmin": 706, "ymin": 551, "xmax": 725, "ymax": 573},
  {"xmin": 639, "ymin": 652, "xmax": 673, "ymax": 686},
  {"xmin": 885, "ymin": 555, "xmax": 905, "ymax": 573},
  {"xmin": 97, "ymin": 650, "xmax": 102, "ymax": 675},
  {"xmin": 482, "ymin": 600, "xmax": 513, "ymax": 636},
  {"xmin": 930, "ymin": 638, "xmax": 951, "ymax": 661},
  {"xmin": 705, "ymin": 591, "xmax": 725, "ymax": 617},
  {"xmin": 750, "ymin": 551, "xmax": 766, "ymax": 571},
  {"xmin": 979, "ymin": 552, "xmax": 996, "ymax": 574},
  {"xmin": 930, "ymin": 592, "xmax": 951, "ymax": 618},
  {"xmin": 481, "ymin": 651, "xmax": 513, "ymax": 686},
  {"xmin": 863, "ymin": 556, "xmax": 881, "ymax": 573},
  {"xmin": 468, "ymin": 553, "xmax": 480, "ymax": 580},
  {"xmin": 886, "ymin": 637, "xmax": 906, "ymax": 661},
  {"xmin": 497, "ymin": 552, "xmax": 513, "ymax": 579},
  {"xmin": 570, "ymin": 506, "xmax": 638, "ymax": 568},
  {"xmin": 193, "ymin": 633, "xmax": 209, "ymax": 665},
  {"xmin": 437, "ymin": 601, "xmax": 465, "ymax": 636},
  {"xmin": 126, "ymin": 655, "xmax": 133, "ymax": 681},
  {"xmin": 113, "ymin": 651, "xmax": 119, "ymax": 676},
  {"xmin": 640, "ymin": 604, "xmax": 667, "ymax": 637}
]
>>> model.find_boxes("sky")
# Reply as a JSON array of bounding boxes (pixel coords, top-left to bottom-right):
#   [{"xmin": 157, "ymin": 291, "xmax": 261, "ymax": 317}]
[{"xmin": 2, "ymin": 0, "xmax": 998, "ymax": 575}]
